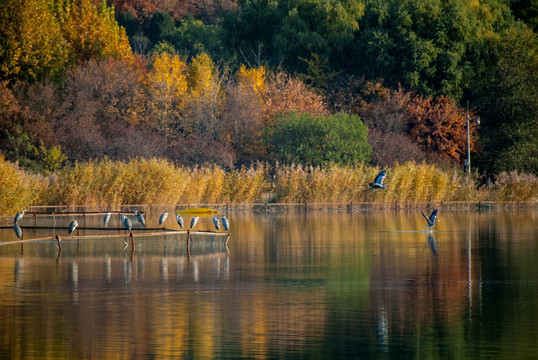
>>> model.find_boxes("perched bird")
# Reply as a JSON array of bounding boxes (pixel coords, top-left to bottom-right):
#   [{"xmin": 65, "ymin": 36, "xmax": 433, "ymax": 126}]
[
  {"xmin": 135, "ymin": 210, "xmax": 146, "ymax": 227},
  {"xmin": 421, "ymin": 209, "xmax": 439, "ymax": 230},
  {"xmin": 369, "ymin": 170, "xmax": 387, "ymax": 190},
  {"xmin": 159, "ymin": 212, "xmax": 168, "ymax": 226},
  {"xmin": 14, "ymin": 209, "xmax": 26, "ymax": 224},
  {"xmin": 120, "ymin": 214, "xmax": 126, "ymax": 224},
  {"xmin": 68, "ymin": 220, "xmax": 79, "ymax": 235},
  {"xmin": 190, "ymin": 216, "xmax": 199, "ymax": 229},
  {"xmin": 212, "ymin": 217, "xmax": 220, "ymax": 230},
  {"xmin": 221, "ymin": 216, "xmax": 229, "ymax": 231},
  {"xmin": 176, "ymin": 214, "xmax": 184, "ymax": 229},
  {"xmin": 14, "ymin": 224, "xmax": 23, "ymax": 239},
  {"xmin": 104, "ymin": 211, "xmax": 112, "ymax": 226},
  {"xmin": 122, "ymin": 216, "xmax": 132, "ymax": 232}
]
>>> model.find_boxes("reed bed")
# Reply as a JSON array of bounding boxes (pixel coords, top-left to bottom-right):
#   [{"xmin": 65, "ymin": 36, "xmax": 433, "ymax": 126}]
[
  {"xmin": 0, "ymin": 155, "xmax": 42, "ymax": 215},
  {"xmin": 0, "ymin": 156, "xmax": 536, "ymax": 215}
]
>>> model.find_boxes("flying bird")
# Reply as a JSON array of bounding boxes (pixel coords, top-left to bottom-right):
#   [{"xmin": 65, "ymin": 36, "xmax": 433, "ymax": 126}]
[
  {"xmin": 14, "ymin": 209, "xmax": 26, "ymax": 224},
  {"xmin": 421, "ymin": 209, "xmax": 439, "ymax": 230},
  {"xmin": 190, "ymin": 216, "xmax": 199, "ymax": 229},
  {"xmin": 176, "ymin": 214, "xmax": 184, "ymax": 229},
  {"xmin": 221, "ymin": 216, "xmax": 229, "ymax": 231},
  {"xmin": 68, "ymin": 220, "xmax": 79, "ymax": 235},
  {"xmin": 159, "ymin": 212, "xmax": 168, "ymax": 226},
  {"xmin": 369, "ymin": 170, "xmax": 387, "ymax": 190},
  {"xmin": 212, "ymin": 217, "xmax": 220, "ymax": 230}
]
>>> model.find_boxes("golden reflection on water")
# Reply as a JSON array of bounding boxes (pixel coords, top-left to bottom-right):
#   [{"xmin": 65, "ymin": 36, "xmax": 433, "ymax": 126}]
[{"xmin": 0, "ymin": 210, "xmax": 537, "ymax": 359}]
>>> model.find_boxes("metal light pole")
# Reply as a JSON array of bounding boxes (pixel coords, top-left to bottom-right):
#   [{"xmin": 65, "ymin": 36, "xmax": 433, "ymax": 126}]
[{"xmin": 466, "ymin": 101, "xmax": 479, "ymax": 175}]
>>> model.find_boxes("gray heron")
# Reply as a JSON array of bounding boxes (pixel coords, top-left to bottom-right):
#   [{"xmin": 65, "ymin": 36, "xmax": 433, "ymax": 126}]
[
  {"xmin": 122, "ymin": 216, "xmax": 132, "ymax": 232},
  {"xmin": 14, "ymin": 209, "xmax": 26, "ymax": 224},
  {"xmin": 176, "ymin": 214, "xmax": 184, "ymax": 228},
  {"xmin": 421, "ymin": 209, "xmax": 439, "ymax": 230},
  {"xmin": 369, "ymin": 170, "xmax": 387, "ymax": 190},
  {"xmin": 221, "ymin": 216, "xmax": 229, "ymax": 231},
  {"xmin": 68, "ymin": 220, "xmax": 79, "ymax": 234},
  {"xmin": 212, "ymin": 217, "xmax": 220, "ymax": 230},
  {"xmin": 159, "ymin": 212, "xmax": 168, "ymax": 225},
  {"xmin": 104, "ymin": 211, "xmax": 111, "ymax": 226},
  {"xmin": 190, "ymin": 216, "xmax": 199, "ymax": 229},
  {"xmin": 14, "ymin": 224, "xmax": 23, "ymax": 239},
  {"xmin": 135, "ymin": 210, "xmax": 145, "ymax": 227}
]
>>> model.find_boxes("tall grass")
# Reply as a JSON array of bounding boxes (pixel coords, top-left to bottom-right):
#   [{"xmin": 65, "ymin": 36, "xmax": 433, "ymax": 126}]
[
  {"xmin": 0, "ymin": 154, "xmax": 42, "ymax": 215},
  {"xmin": 40, "ymin": 158, "xmax": 268, "ymax": 206},
  {"xmin": 0, "ymin": 157, "xmax": 536, "ymax": 215},
  {"xmin": 274, "ymin": 162, "xmax": 481, "ymax": 203},
  {"xmin": 488, "ymin": 171, "xmax": 538, "ymax": 201}
]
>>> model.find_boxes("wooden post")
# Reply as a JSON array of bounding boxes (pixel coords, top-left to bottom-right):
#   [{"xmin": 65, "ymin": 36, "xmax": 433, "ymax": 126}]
[
  {"xmin": 56, "ymin": 234, "xmax": 62, "ymax": 253},
  {"xmin": 130, "ymin": 231, "xmax": 135, "ymax": 247}
]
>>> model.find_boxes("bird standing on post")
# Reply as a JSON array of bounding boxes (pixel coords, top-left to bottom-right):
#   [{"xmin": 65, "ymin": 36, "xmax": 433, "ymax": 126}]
[
  {"xmin": 176, "ymin": 214, "xmax": 184, "ymax": 229},
  {"xmin": 159, "ymin": 212, "xmax": 168, "ymax": 226},
  {"xmin": 190, "ymin": 216, "xmax": 199, "ymax": 229},
  {"xmin": 421, "ymin": 209, "xmax": 439, "ymax": 230},
  {"xmin": 221, "ymin": 216, "xmax": 229, "ymax": 231},
  {"xmin": 135, "ymin": 210, "xmax": 145, "ymax": 227},
  {"xmin": 104, "ymin": 211, "xmax": 111, "ymax": 226},
  {"xmin": 212, "ymin": 217, "xmax": 220, "ymax": 230},
  {"xmin": 14, "ymin": 209, "xmax": 26, "ymax": 224},
  {"xmin": 122, "ymin": 216, "xmax": 132, "ymax": 232},
  {"xmin": 68, "ymin": 220, "xmax": 79, "ymax": 235},
  {"xmin": 368, "ymin": 170, "xmax": 387, "ymax": 190}
]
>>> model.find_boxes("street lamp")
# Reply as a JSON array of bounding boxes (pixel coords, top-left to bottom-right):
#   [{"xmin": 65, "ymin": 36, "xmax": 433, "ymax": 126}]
[{"xmin": 465, "ymin": 101, "xmax": 480, "ymax": 174}]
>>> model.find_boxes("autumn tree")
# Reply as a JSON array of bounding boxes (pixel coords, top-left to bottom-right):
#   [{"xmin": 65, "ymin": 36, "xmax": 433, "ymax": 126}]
[
  {"xmin": 0, "ymin": 81, "xmax": 64, "ymax": 172},
  {"xmin": 261, "ymin": 71, "xmax": 329, "ymax": 126},
  {"xmin": 146, "ymin": 52, "xmax": 188, "ymax": 139},
  {"xmin": 222, "ymin": 65, "xmax": 266, "ymax": 164},
  {"xmin": 0, "ymin": 0, "xmax": 68, "ymax": 81},
  {"xmin": 1, "ymin": 0, "xmax": 133, "ymax": 82},
  {"xmin": 407, "ymin": 95, "xmax": 479, "ymax": 164},
  {"xmin": 54, "ymin": 59, "xmax": 166, "ymax": 161},
  {"xmin": 172, "ymin": 52, "xmax": 234, "ymax": 167}
]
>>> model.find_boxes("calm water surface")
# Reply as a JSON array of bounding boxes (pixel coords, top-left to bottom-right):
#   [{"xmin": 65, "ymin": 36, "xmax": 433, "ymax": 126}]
[{"xmin": 0, "ymin": 209, "xmax": 537, "ymax": 359}]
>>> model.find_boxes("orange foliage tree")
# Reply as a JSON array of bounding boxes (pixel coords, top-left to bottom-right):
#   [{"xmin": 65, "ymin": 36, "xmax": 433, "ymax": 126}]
[
  {"xmin": 261, "ymin": 71, "xmax": 329, "ymax": 126},
  {"xmin": 407, "ymin": 95, "xmax": 479, "ymax": 164}
]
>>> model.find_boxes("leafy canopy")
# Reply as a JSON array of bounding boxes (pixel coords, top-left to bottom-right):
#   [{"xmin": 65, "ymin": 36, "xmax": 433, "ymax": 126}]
[{"xmin": 264, "ymin": 111, "xmax": 371, "ymax": 167}]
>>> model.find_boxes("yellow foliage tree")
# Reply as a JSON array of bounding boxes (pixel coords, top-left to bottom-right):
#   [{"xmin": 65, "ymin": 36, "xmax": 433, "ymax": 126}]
[
  {"xmin": 186, "ymin": 53, "xmax": 226, "ymax": 140},
  {"xmin": 236, "ymin": 65, "xmax": 265, "ymax": 94},
  {"xmin": 0, "ymin": 0, "xmax": 69, "ymax": 81},
  {"xmin": 1, "ymin": 0, "xmax": 132, "ymax": 81},
  {"xmin": 56, "ymin": 0, "xmax": 133, "ymax": 65},
  {"xmin": 146, "ymin": 52, "xmax": 189, "ymax": 137}
]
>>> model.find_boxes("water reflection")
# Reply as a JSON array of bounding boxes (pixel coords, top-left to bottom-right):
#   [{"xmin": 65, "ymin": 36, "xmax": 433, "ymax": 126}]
[{"xmin": 0, "ymin": 210, "xmax": 537, "ymax": 359}]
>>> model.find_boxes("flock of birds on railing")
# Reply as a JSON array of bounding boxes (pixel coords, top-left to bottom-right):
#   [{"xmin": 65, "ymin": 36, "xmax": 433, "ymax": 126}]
[
  {"xmin": 12, "ymin": 207, "xmax": 230, "ymax": 240},
  {"xmin": 11, "ymin": 170, "xmax": 437, "ymax": 240}
]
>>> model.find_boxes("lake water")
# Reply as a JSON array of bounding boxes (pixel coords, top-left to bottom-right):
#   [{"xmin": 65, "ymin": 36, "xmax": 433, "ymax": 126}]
[{"xmin": 0, "ymin": 208, "xmax": 537, "ymax": 359}]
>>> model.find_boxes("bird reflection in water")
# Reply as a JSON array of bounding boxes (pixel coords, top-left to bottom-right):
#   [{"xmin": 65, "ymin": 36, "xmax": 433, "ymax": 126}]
[{"xmin": 428, "ymin": 234, "xmax": 438, "ymax": 256}]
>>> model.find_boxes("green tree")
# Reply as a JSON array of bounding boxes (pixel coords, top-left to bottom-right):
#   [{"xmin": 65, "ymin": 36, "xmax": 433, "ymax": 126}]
[
  {"xmin": 264, "ymin": 111, "xmax": 371, "ymax": 167},
  {"xmin": 221, "ymin": 0, "xmax": 364, "ymax": 72},
  {"xmin": 472, "ymin": 25, "xmax": 538, "ymax": 174},
  {"xmin": 353, "ymin": 0, "xmax": 489, "ymax": 100}
]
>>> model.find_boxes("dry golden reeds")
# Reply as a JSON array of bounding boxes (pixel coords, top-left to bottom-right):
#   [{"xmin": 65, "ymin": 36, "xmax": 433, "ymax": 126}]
[
  {"xmin": 0, "ymin": 157, "xmax": 536, "ymax": 215},
  {"xmin": 0, "ymin": 154, "xmax": 42, "ymax": 215}
]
